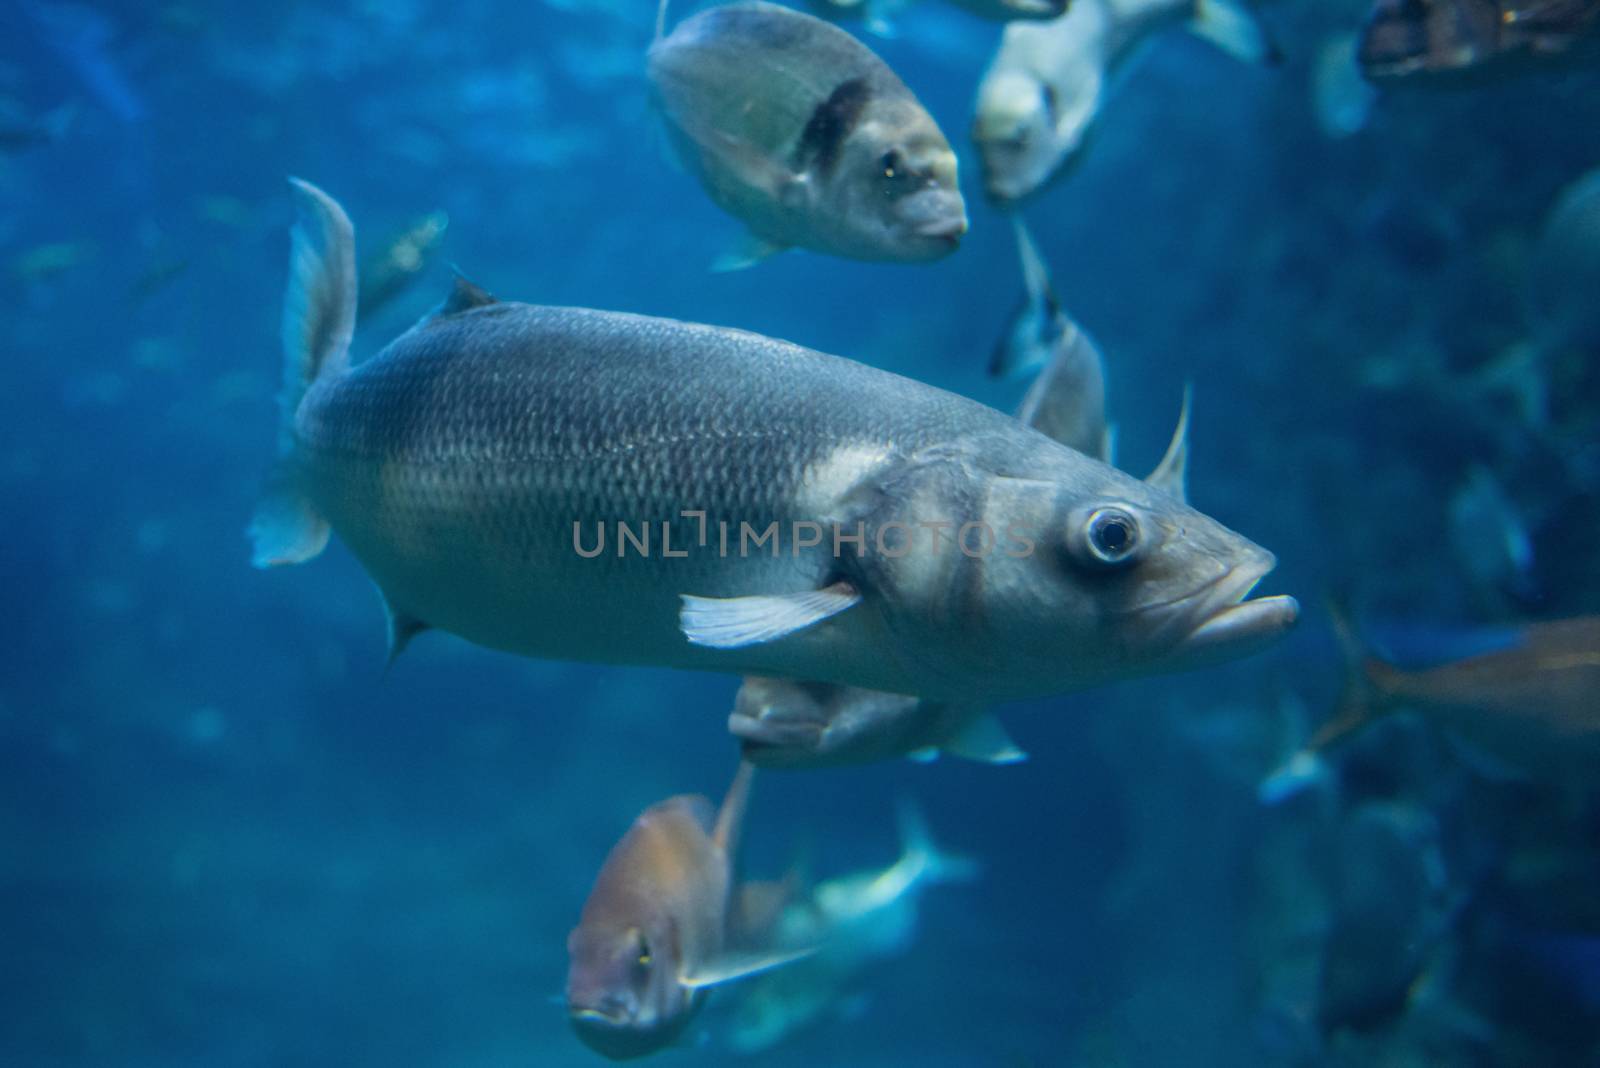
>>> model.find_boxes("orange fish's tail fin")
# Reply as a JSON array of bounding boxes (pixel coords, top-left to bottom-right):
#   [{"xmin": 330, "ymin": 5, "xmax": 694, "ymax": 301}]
[
  {"xmin": 1258, "ymin": 596, "xmax": 1395, "ymax": 805},
  {"xmin": 1312, "ymin": 595, "xmax": 1399, "ymax": 752}
]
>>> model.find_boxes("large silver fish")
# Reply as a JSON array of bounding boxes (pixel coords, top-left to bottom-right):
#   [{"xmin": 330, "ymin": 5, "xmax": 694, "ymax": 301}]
[
  {"xmin": 973, "ymin": 0, "xmax": 1275, "ymax": 203},
  {"xmin": 647, "ymin": 1, "xmax": 966, "ymax": 265},
  {"xmin": 250, "ymin": 180, "xmax": 1295, "ymax": 704}
]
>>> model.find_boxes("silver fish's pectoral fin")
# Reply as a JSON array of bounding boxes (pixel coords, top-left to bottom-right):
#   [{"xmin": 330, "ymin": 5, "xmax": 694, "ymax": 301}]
[
  {"xmin": 905, "ymin": 747, "xmax": 940, "ymax": 763},
  {"xmin": 711, "ymin": 234, "xmax": 789, "ymax": 272},
  {"xmin": 679, "ymin": 945, "xmax": 819, "ymax": 990},
  {"xmin": 940, "ymin": 710, "xmax": 1028, "ymax": 764},
  {"xmin": 1145, "ymin": 384, "xmax": 1191, "ymax": 504},
  {"xmin": 681, "ymin": 583, "xmax": 861, "ymax": 649}
]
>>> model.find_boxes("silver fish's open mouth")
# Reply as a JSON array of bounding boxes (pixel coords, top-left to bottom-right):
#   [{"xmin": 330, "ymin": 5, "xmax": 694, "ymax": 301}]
[{"xmin": 1178, "ymin": 552, "xmax": 1299, "ymax": 662}]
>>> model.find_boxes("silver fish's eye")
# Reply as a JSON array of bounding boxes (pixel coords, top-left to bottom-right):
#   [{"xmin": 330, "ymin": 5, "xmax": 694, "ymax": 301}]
[
  {"xmin": 1085, "ymin": 507, "xmax": 1140, "ymax": 565},
  {"xmin": 880, "ymin": 150, "xmax": 902, "ymax": 180}
]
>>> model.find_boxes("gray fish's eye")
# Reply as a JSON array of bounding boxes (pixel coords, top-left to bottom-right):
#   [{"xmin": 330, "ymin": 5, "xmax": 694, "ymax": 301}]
[
  {"xmin": 879, "ymin": 150, "xmax": 902, "ymax": 180},
  {"xmin": 1084, "ymin": 507, "xmax": 1140, "ymax": 566}
]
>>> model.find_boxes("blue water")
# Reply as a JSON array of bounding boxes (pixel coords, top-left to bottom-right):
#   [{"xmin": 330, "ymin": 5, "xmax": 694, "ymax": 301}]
[{"xmin": 3, "ymin": 0, "xmax": 1598, "ymax": 1064}]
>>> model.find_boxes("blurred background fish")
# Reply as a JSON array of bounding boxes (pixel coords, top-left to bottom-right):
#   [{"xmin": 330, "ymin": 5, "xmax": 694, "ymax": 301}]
[
  {"xmin": 1358, "ymin": 0, "xmax": 1600, "ymax": 83},
  {"xmin": 720, "ymin": 802, "xmax": 979, "ymax": 1053}
]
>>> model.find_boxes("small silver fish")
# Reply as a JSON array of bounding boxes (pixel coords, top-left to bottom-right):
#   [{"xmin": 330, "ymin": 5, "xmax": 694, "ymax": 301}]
[
  {"xmin": 648, "ymin": 1, "xmax": 967, "ymax": 265},
  {"xmin": 973, "ymin": 0, "xmax": 1276, "ymax": 203},
  {"xmin": 252, "ymin": 181, "xmax": 1294, "ymax": 705},
  {"xmin": 566, "ymin": 762, "xmax": 803, "ymax": 1059}
]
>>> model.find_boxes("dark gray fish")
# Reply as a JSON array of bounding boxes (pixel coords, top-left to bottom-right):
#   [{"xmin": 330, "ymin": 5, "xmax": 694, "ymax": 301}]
[
  {"xmin": 251, "ymin": 181, "xmax": 1295, "ymax": 704},
  {"xmin": 1358, "ymin": 0, "xmax": 1600, "ymax": 82},
  {"xmin": 648, "ymin": 1, "xmax": 966, "ymax": 265}
]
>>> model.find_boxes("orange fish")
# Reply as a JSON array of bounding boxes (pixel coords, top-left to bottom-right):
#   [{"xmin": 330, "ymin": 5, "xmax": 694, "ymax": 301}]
[{"xmin": 565, "ymin": 761, "xmax": 807, "ymax": 1059}]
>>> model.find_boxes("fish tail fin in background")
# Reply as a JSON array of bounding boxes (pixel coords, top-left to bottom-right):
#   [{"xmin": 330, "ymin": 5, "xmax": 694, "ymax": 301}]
[
  {"xmin": 896, "ymin": 799, "xmax": 980, "ymax": 888},
  {"xmin": 1258, "ymin": 597, "xmax": 1398, "ymax": 804},
  {"xmin": 714, "ymin": 759, "xmax": 757, "ymax": 859},
  {"xmin": 248, "ymin": 178, "xmax": 357, "ymax": 569},
  {"xmin": 1316, "ymin": 594, "xmax": 1403, "ymax": 749},
  {"xmin": 1189, "ymin": 0, "xmax": 1283, "ymax": 66}
]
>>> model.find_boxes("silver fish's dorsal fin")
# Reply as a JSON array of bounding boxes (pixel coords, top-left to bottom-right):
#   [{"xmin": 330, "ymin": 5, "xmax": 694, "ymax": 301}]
[
  {"xmin": 1012, "ymin": 214, "xmax": 1056, "ymax": 316},
  {"xmin": 655, "ymin": 0, "xmax": 671, "ymax": 40},
  {"xmin": 1146, "ymin": 385, "xmax": 1192, "ymax": 503},
  {"xmin": 436, "ymin": 270, "xmax": 498, "ymax": 316},
  {"xmin": 680, "ymin": 582, "xmax": 860, "ymax": 649}
]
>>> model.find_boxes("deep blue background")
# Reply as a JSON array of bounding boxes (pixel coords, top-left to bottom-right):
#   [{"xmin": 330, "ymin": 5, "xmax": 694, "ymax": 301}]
[{"xmin": 1, "ymin": 0, "xmax": 1597, "ymax": 1064}]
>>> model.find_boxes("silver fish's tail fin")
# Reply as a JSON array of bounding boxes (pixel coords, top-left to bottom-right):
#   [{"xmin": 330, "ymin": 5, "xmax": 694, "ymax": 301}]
[
  {"xmin": 248, "ymin": 178, "xmax": 355, "ymax": 568},
  {"xmin": 896, "ymin": 799, "xmax": 980, "ymax": 889}
]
